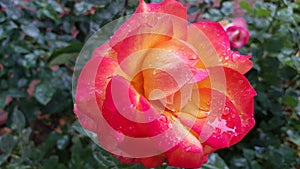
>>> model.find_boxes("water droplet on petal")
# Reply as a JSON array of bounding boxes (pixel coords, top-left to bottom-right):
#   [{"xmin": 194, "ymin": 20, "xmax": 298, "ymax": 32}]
[{"xmin": 223, "ymin": 107, "xmax": 230, "ymax": 115}]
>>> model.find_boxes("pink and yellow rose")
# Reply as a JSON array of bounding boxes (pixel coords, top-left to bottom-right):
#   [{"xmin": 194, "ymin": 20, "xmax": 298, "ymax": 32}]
[{"xmin": 74, "ymin": 0, "xmax": 256, "ymax": 168}]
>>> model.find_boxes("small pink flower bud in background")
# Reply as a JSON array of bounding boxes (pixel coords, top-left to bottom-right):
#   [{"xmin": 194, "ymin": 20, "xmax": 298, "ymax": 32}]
[
  {"xmin": 0, "ymin": 110, "xmax": 8, "ymax": 126},
  {"xmin": 223, "ymin": 18, "xmax": 250, "ymax": 48}
]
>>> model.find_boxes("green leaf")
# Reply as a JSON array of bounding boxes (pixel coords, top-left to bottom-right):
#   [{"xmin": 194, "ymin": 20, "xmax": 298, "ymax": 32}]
[
  {"xmin": 21, "ymin": 24, "xmax": 40, "ymax": 38},
  {"xmin": 48, "ymin": 53, "xmax": 78, "ymax": 66},
  {"xmin": 0, "ymin": 11, "xmax": 6, "ymax": 23},
  {"xmin": 42, "ymin": 156, "xmax": 68, "ymax": 169},
  {"xmin": 240, "ymin": 1, "xmax": 252, "ymax": 13},
  {"xmin": 74, "ymin": 1, "xmax": 93, "ymax": 15},
  {"xmin": 51, "ymin": 42, "xmax": 82, "ymax": 57},
  {"xmin": 250, "ymin": 161, "xmax": 262, "ymax": 169},
  {"xmin": 243, "ymin": 149, "xmax": 256, "ymax": 161},
  {"xmin": 10, "ymin": 108, "xmax": 26, "ymax": 131},
  {"xmin": 48, "ymin": 42, "xmax": 82, "ymax": 66},
  {"xmin": 256, "ymin": 8, "xmax": 271, "ymax": 17},
  {"xmin": 201, "ymin": 153, "xmax": 229, "ymax": 169},
  {"xmin": 188, "ymin": 5, "xmax": 198, "ymax": 14},
  {"xmin": 277, "ymin": 7, "xmax": 294, "ymax": 22},
  {"xmin": 265, "ymin": 37, "xmax": 283, "ymax": 53},
  {"xmin": 203, "ymin": 8, "xmax": 223, "ymax": 21},
  {"xmin": 0, "ymin": 94, "xmax": 5, "ymax": 109},
  {"xmin": 56, "ymin": 135, "xmax": 69, "ymax": 150},
  {"xmin": 282, "ymin": 95, "xmax": 298, "ymax": 107},
  {"xmin": 0, "ymin": 134, "xmax": 17, "ymax": 165},
  {"xmin": 49, "ymin": 1, "xmax": 64, "ymax": 13},
  {"xmin": 34, "ymin": 83, "xmax": 55, "ymax": 105},
  {"xmin": 7, "ymin": 88, "xmax": 27, "ymax": 98},
  {"xmin": 232, "ymin": 157, "xmax": 247, "ymax": 168},
  {"xmin": 0, "ymin": 134, "xmax": 17, "ymax": 153},
  {"xmin": 0, "ymin": 152, "xmax": 10, "ymax": 166},
  {"xmin": 221, "ymin": 2, "xmax": 234, "ymax": 16},
  {"xmin": 42, "ymin": 7, "xmax": 59, "ymax": 21},
  {"xmin": 286, "ymin": 130, "xmax": 300, "ymax": 146}
]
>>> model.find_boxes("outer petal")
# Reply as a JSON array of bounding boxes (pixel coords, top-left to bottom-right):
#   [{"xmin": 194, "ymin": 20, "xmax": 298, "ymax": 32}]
[
  {"xmin": 92, "ymin": 42, "xmax": 117, "ymax": 60},
  {"xmin": 222, "ymin": 68, "xmax": 256, "ymax": 137},
  {"xmin": 198, "ymin": 67, "xmax": 256, "ymax": 141},
  {"xmin": 136, "ymin": 0, "xmax": 188, "ymax": 40},
  {"xmin": 202, "ymin": 94, "xmax": 242, "ymax": 148},
  {"xmin": 140, "ymin": 155, "xmax": 165, "ymax": 168},
  {"xmin": 75, "ymin": 56, "xmax": 118, "ymax": 133},
  {"xmin": 114, "ymin": 154, "xmax": 165, "ymax": 168},
  {"xmin": 188, "ymin": 22, "xmax": 252, "ymax": 74},
  {"xmin": 164, "ymin": 133, "xmax": 205, "ymax": 168},
  {"xmin": 232, "ymin": 18, "xmax": 248, "ymax": 28},
  {"xmin": 136, "ymin": 0, "xmax": 187, "ymax": 19},
  {"xmin": 177, "ymin": 88, "xmax": 242, "ymax": 148}
]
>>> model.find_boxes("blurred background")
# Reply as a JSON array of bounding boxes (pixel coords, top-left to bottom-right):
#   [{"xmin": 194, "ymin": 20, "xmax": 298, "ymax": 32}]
[{"xmin": 0, "ymin": 0, "xmax": 299, "ymax": 168}]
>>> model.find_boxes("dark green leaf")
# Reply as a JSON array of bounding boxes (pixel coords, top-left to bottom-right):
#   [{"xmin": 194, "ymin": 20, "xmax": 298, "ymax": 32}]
[
  {"xmin": 188, "ymin": 5, "xmax": 198, "ymax": 14},
  {"xmin": 21, "ymin": 24, "xmax": 40, "ymax": 38},
  {"xmin": 49, "ymin": 53, "xmax": 78, "ymax": 66},
  {"xmin": 243, "ymin": 149, "xmax": 256, "ymax": 161},
  {"xmin": 0, "ymin": 152, "xmax": 10, "ymax": 166},
  {"xmin": 7, "ymin": 88, "xmax": 27, "ymax": 98},
  {"xmin": 0, "ymin": 134, "xmax": 17, "ymax": 153},
  {"xmin": 221, "ymin": 2, "xmax": 234, "ymax": 16},
  {"xmin": 202, "ymin": 153, "xmax": 229, "ymax": 169},
  {"xmin": 282, "ymin": 95, "xmax": 298, "ymax": 107},
  {"xmin": 34, "ymin": 83, "xmax": 55, "ymax": 105},
  {"xmin": 56, "ymin": 135, "xmax": 69, "ymax": 150},
  {"xmin": 48, "ymin": 42, "xmax": 82, "ymax": 63},
  {"xmin": 0, "ymin": 94, "xmax": 5, "ymax": 109},
  {"xmin": 11, "ymin": 108, "xmax": 26, "ymax": 131}
]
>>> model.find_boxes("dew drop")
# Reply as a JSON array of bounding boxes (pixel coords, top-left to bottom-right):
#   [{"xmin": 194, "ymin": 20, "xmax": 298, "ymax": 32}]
[
  {"xmin": 189, "ymin": 55, "xmax": 198, "ymax": 60},
  {"xmin": 152, "ymin": 69, "xmax": 158, "ymax": 75},
  {"xmin": 185, "ymin": 146, "xmax": 192, "ymax": 151},
  {"xmin": 223, "ymin": 107, "xmax": 230, "ymax": 115}
]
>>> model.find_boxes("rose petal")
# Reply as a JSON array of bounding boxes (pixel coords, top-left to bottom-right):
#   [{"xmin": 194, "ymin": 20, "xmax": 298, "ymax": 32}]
[
  {"xmin": 75, "ymin": 56, "xmax": 118, "ymax": 133},
  {"xmin": 165, "ymin": 133, "xmax": 205, "ymax": 168},
  {"xmin": 178, "ymin": 88, "xmax": 245, "ymax": 149},
  {"xmin": 110, "ymin": 0, "xmax": 188, "ymax": 74},
  {"xmin": 189, "ymin": 22, "xmax": 252, "ymax": 74},
  {"xmin": 140, "ymin": 155, "xmax": 165, "ymax": 168},
  {"xmin": 202, "ymin": 96, "xmax": 242, "ymax": 148},
  {"xmin": 226, "ymin": 25, "xmax": 250, "ymax": 48},
  {"xmin": 101, "ymin": 75, "xmax": 172, "ymax": 137},
  {"xmin": 136, "ymin": 0, "xmax": 187, "ymax": 19},
  {"xmin": 142, "ymin": 49, "xmax": 195, "ymax": 100},
  {"xmin": 232, "ymin": 18, "xmax": 247, "ymax": 28},
  {"xmin": 198, "ymin": 67, "xmax": 256, "ymax": 141}
]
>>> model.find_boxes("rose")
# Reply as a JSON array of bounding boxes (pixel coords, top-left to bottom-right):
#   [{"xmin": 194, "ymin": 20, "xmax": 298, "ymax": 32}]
[
  {"xmin": 223, "ymin": 18, "xmax": 250, "ymax": 48},
  {"xmin": 73, "ymin": 0, "xmax": 256, "ymax": 168}
]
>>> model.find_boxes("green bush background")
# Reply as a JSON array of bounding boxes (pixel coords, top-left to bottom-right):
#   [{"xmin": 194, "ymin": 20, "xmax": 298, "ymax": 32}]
[{"xmin": 0, "ymin": 0, "xmax": 299, "ymax": 168}]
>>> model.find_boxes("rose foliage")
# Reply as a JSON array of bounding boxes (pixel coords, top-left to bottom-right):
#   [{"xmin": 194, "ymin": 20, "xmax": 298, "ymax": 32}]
[{"xmin": 74, "ymin": 0, "xmax": 256, "ymax": 168}]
